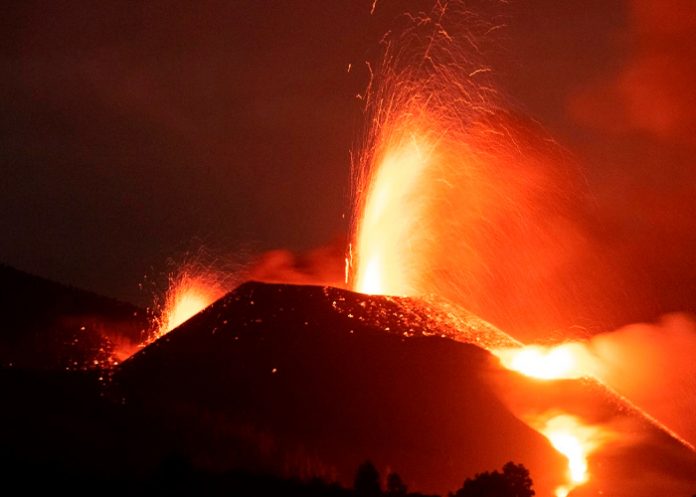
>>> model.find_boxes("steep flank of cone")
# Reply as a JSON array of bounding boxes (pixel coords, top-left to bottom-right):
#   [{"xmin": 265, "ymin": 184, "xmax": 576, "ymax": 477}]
[{"xmin": 116, "ymin": 282, "xmax": 564, "ymax": 495}]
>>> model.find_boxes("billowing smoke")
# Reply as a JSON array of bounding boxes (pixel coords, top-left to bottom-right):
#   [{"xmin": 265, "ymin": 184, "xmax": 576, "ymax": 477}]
[
  {"xmin": 586, "ymin": 313, "xmax": 696, "ymax": 447},
  {"xmin": 565, "ymin": 0, "xmax": 696, "ymax": 323}
]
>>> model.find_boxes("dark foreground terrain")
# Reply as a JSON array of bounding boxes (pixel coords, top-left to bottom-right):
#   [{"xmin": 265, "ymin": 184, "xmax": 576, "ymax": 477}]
[{"xmin": 1, "ymin": 268, "xmax": 695, "ymax": 496}]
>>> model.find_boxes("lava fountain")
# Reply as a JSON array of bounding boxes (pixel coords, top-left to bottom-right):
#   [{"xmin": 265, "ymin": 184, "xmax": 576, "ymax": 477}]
[
  {"xmin": 354, "ymin": 130, "xmax": 435, "ymax": 296},
  {"xmin": 349, "ymin": 3, "xmax": 603, "ymax": 342},
  {"xmin": 150, "ymin": 267, "xmax": 228, "ymax": 341},
  {"xmin": 348, "ymin": 4, "xmax": 679, "ymax": 495}
]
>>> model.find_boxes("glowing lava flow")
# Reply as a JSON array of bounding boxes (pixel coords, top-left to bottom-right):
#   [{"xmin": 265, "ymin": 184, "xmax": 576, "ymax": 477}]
[
  {"xmin": 536, "ymin": 414, "xmax": 605, "ymax": 497},
  {"xmin": 493, "ymin": 343, "xmax": 593, "ymax": 380},
  {"xmin": 492, "ymin": 344, "xmax": 608, "ymax": 497}
]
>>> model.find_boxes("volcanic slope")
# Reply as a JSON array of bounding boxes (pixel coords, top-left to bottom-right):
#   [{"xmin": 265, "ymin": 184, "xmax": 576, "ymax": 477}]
[
  {"xmin": 116, "ymin": 282, "xmax": 561, "ymax": 494},
  {"xmin": 0, "ymin": 264, "xmax": 146, "ymax": 369},
  {"xmin": 116, "ymin": 282, "xmax": 696, "ymax": 496}
]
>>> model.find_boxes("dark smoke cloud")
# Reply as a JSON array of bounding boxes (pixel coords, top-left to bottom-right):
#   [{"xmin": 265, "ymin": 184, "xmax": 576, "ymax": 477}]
[{"xmin": 247, "ymin": 240, "xmax": 346, "ymax": 289}]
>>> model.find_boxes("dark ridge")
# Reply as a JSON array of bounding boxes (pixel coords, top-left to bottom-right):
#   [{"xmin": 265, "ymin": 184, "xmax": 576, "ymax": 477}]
[{"xmin": 0, "ymin": 263, "xmax": 148, "ymax": 369}]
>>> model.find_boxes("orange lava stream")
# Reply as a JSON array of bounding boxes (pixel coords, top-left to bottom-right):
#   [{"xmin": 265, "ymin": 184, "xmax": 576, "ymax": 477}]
[
  {"xmin": 492, "ymin": 344, "xmax": 594, "ymax": 381},
  {"xmin": 491, "ymin": 345, "xmax": 608, "ymax": 497},
  {"xmin": 536, "ymin": 414, "xmax": 605, "ymax": 497}
]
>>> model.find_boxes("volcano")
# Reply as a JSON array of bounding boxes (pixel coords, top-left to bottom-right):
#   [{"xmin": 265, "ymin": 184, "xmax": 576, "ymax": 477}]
[
  {"xmin": 115, "ymin": 282, "xmax": 565, "ymax": 495},
  {"xmin": 3, "ymin": 278, "xmax": 693, "ymax": 496}
]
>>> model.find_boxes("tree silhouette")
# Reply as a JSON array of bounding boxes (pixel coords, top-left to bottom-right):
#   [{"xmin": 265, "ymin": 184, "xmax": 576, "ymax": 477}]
[
  {"xmin": 453, "ymin": 461, "xmax": 534, "ymax": 497},
  {"xmin": 386, "ymin": 471, "xmax": 408, "ymax": 496},
  {"xmin": 354, "ymin": 460, "xmax": 382, "ymax": 497},
  {"xmin": 500, "ymin": 462, "xmax": 534, "ymax": 497}
]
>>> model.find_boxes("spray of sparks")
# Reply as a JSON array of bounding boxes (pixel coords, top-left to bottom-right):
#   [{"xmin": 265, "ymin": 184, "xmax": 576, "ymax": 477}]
[
  {"xmin": 150, "ymin": 267, "xmax": 228, "ymax": 342},
  {"xmin": 351, "ymin": 3, "xmax": 587, "ymax": 343},
  {"xmin": 349, "ymin": 3, "xmax": 693, "ymax": 495}
]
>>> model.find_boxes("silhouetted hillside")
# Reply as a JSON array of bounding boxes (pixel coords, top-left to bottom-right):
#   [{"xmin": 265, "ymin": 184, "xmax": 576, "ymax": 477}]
[{"xmin": 0, "ymin": 264, "xmax": 147, "ymax": 368}]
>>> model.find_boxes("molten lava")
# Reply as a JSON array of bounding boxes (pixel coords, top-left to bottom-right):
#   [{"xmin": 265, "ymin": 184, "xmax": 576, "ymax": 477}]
[
  {"xmin": 537, "ymin": 414, "xmax": 606, "ymax": 497},
  {"xmin": 491, "ymin": 344, "xmax": 609, "ymax": 496}
]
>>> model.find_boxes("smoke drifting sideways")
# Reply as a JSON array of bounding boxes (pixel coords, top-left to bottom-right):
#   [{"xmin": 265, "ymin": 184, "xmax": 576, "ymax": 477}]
[
  {"xmin": 569, "ymin": 0, "xmax": 696, "ymax": 146},
  {"xmin": 494, "ymin": 312, "xmax": 696, "ymax": 448},
  {"xmin": 247, "ymin": 241, "xmax": 347, "ymax": 289},
  {"xmin": 587, "ymin": 313, "xmax": 696, "ymax": 448}
]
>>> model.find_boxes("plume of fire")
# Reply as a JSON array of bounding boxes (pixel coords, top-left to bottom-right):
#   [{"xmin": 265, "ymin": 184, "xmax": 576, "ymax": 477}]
[
  {"xmin": 348, "ymin": 3, "xmax": 692, "ymax": 495},
  {"xmin": 354, "ymin": 131, "xmax": 434, "ymax": 295},
  {"xmin": 150, "ymin": 267, "xmax": 229, "ymax": 342}
]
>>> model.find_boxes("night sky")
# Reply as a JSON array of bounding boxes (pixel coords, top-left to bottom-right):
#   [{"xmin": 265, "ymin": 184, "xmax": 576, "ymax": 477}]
[{"xmin": 3, "ymin": 0, "xmax": 695, "ymax": 321}]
